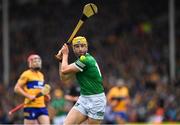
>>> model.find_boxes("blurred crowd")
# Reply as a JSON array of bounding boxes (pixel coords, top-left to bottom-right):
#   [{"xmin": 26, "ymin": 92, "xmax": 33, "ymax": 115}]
[{"xmin": 0, "ymin": 0, "xmax": 180, "ymax": 124}]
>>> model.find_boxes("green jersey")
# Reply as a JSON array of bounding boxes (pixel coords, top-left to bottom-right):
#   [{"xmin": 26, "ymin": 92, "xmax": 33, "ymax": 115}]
[{"xmin": 74, "ymin": 53, "xmax": 104, "ymax": 95}]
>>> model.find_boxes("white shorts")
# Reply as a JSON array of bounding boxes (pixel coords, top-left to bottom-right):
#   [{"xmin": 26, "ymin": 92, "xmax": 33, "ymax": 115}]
[{"xmin": 73, "ymin": 93, "xmax": 107, "ymax": 120}]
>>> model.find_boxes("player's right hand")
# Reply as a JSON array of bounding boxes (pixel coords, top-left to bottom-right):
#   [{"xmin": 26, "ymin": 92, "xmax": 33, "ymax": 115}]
[
  {"xmin": 55, "ymin": 49, "xmax": 63, "ymax": 60},
  {"xmin": 61, "ymin": 44, "xmax": 69, "ymax": 55},
  {"xmin": 26, "ymin": 95, "xmax": 36, "ymax": 101}
]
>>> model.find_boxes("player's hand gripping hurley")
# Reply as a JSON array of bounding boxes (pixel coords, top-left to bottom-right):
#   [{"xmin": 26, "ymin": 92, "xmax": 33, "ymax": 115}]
[
  {"xmin": 55, "ymin": 3, "xmax": 98, "ymax": 60},
  {"xmin": 8, "ymin": 84, "xmax": 51, "ymax": 115}
]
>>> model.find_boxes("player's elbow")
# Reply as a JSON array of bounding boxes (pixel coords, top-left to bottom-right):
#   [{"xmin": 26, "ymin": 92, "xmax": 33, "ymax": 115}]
[
  {"xmin": 14, "ymin": 84, "xmax": 20, "ymax": 93},
  {"xmin": 60, "ymin": 68, "xmax": 69, "ymax": 74},
  {"xmin": 59, "ymin": 69, "xmax": 67, "ymax": 80},
  {"xmin": 60, "ymin": 69, "xmax": 66, "ymax": 77},
  {"xmin": 14, "ymin": 85, "xmax": 19, "ymax": 93}
]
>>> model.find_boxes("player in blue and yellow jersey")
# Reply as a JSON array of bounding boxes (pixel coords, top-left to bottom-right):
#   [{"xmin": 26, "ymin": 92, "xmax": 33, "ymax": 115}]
[
  {"xmin": 56, "ymin": 36, "xmax": 107, "ymax": 125},
  {"xmin": 14, "ymin": 54, "xmax": 51, "ymax": 124}
]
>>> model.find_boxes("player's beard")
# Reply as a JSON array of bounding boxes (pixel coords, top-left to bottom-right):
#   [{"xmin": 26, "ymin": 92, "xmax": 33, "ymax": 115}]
[
  {"xmin": 31, "ymin": 64, "xmax": 41, "ymax": 71},
  {"xmin": 31, "ymin": 67, "xmax": 41, "ymax": 71},
  {"xmin": 33, "ymin": 67, "xmax": 41, "ymax": 71},
  {"xmin": 75, "ymin": 50, "xmax": 87, "ymax": 58},
  {"xmin": 76, "ymin": 53, "xmax": 86, "ymax": 58}
]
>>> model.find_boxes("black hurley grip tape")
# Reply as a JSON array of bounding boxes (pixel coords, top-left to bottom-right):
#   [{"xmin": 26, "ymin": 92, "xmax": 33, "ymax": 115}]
[
  {"xmin": 36, "ymin": 92, "xmax": 43, "ymax": 98},
  {"xmin": 90, "ymin": 4, "xmax": 96, "ymax": 14},
  {"xmin": 66, "ymin": 42, "xmax": 71, "ymax": 45},
  {"xmin": 81, "ymin": 14, "xmax": 88, "ymax": 21}
]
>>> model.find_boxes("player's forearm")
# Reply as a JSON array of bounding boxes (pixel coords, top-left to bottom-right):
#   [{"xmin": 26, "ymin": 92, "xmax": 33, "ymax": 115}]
[
  {"xmin": 59, "ymin": 61, "xmax": 71, "ymax": 81},
  {"xmin": 59, "ymin": 62, "xmax": 67, "ymax": 79},
  {"xmin": 14, "ymin": 84, "xmax": 30, "ymax": 98},
  {"xmin": 61, "ymin": 54, "xmax": 69, "ymax": 74}
]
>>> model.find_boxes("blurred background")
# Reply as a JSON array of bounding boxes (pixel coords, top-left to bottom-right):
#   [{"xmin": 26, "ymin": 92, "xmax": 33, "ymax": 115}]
[{"xmin": 0, "ymin": 0, "xmax": 180, "ymax": 124}]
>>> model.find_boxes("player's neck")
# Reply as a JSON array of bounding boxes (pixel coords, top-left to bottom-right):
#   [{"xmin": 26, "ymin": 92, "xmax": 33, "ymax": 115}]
[{"xmin": 30, "ymin": 68, "xmax": 40, "ymax": 72}]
